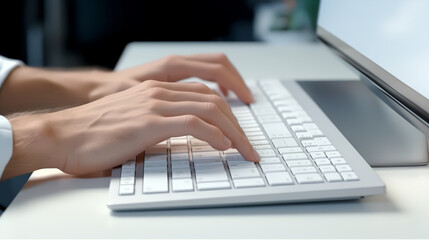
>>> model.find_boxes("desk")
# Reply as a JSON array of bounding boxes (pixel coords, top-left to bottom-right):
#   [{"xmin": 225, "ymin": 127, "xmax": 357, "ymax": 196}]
[{"xmin": 1, "ymin": 42, "xmax": 429, "ymax": 238}]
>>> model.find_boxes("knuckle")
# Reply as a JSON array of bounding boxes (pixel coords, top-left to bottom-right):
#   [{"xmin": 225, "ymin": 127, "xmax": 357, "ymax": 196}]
[
  {"xmin": 193, "ymin": 82, "xmax": 210, "ymax": 92},
  {"xmin": 215, "ymin": 53, "xmax": 228, "ymax": 62},
  {"xmin": 163, "ymin": 55, "xmax": 181, "ymax": 66},
  {"xmin": 142, "ymin": 79, "xmax": 157, "ymax": 88},
  {"xmin": 205, "ymin": 102, "xmax": 219, "ymax": 114},
  {"xmin": 211, "ymin": 64, "xmax": 226, "ymax": 77},
  {"xmin": 210, "ymin": 95, "xmax": 224, "ymax": 106},
  {"xmin": 147, "ymin": 87, "xmax": 164, "ymax": 98},
  {"xmin": 184, "ymin": 115, "xmax": 200, "ymax": 129}
]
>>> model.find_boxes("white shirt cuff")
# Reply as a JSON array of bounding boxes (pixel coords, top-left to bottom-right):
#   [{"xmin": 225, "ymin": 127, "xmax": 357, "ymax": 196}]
[
  {"xmin": 0, "ymin": 55, "xmax": 23, "ymax": 88},
  {"xmin": 0, "ymin": 116, "xmax": 13, "ymax": 179}
]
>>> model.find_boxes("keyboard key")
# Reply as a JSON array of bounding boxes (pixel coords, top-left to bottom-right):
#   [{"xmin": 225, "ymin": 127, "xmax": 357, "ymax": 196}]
[
  {"xmin": 143, "ymin": 170, "xmax": 169, "ymax": 194},
  {"xmin": 286, "ymin": 160, "xmax": 312, "ymax": 168},
  {"xmin": 326, "ymin": 151, "xmax": 342, "ymax": 158},
  {"xmin": 195, "ymin": 168, "xmax": 229, "ymax": 183},
  {"xmin": 336, "ymin": 164, "xmax": 353, "ymax": 172},
  {"xmin": 290, "ymin": 125, "xmax": 306, "ymax": 132},
  {"xmin": 256, "ymin": 149, "xmax": 277, "ymax": 157},
  {"xmin": 272, "ymin": 138, "xmax": 299, "ymax": 148},
  {"xmin": 297, "ymin": 116, "xmax": 312, "ymax": 123},
  {"xmin": 278, "ymin": 147, "xmax": 303, "ymax": 154},
  {"xmin": 242, "ymin": 127, "xmax": 261, "ymax": 132},
  {"xmin": 144, "ymin": 161, "xmax": 167, "ymax": 169},
  {"xmin": 318, "ymin": 165, "xmax": 337, "ymax": 173},
  {"xmin": 324, "ymin": 172, "xmax": 343, "ymax": 182},
  {"xmin": 341, "ymin": 172, "xmax": 359, "ymax": 181},
  {"xmin": 314, "ymin": 158, "xmax": 331, "ymax": 166},
  {"xmin": 171, "ymin": 160, "xmax": 190, "ymax": 169},
  {"xmin": 120, "ymin": 176, "xmax": 135, "ymax": 185},
  {"xmin": 313, "ymin": 137, "xmax": 332, "ymax": 146},
  {"xmin": 286, "ymin": 118, "xmax": 302, "ymax": 125},
  {"xmin": 122, "ymin": 160, "xmax": 136, "ymax": 169},
  {"xmin": 282, "ymin": 153, "xmax": 308, "ymax": 160},
  {"xmin": 291, "ymin": 166, "xmax": 317, "ymax": 175},
  {"xmin": 240, "ymin": 121, "xmax": 259, "ymax": 127},
  {"xmin": 121, "ymin": 167, "xmax": 135, "ymax": 178},
  {"xmin": 145, "ymin": 154, "xmax": 167, "ymax": 161},
  {"xmin": 265, "ymin": 172, "xmax": 294, "ymax": 186},
  {"xmin": 257, "ymin": 115, "xmax": 282, "ymax": 123},
  {"xmin": 246, "ymin": 131, "xmax": 265, "ymax": 137},
  {"xmin": 303, "ymin": 123, "xmax": 319, "ymax": 130},
  {"xmin": 233, "ymin": 178, "xmax": 265, "ymax": 188},
  {"xmin": 197, "ymin": 181, "xmax": 231, "ymax": 191},
  {"xmin": 247, "ymin": 135, "xmax": 266, "ymax": 141},
  {"xmin": 250, "ymin": 139, "xmax": 270, "ymax": 146},
  {"xmin": 306, "ymin": 146, "xmax": 336, "ymax": 152},
  {"xmin": 170, "ymin": 145, "xmax": 189, "ymax": 153},
  {"xmin": 227, "ymin": 161, "xmax": 256, "ymax": 169},
  {"xmin": 295, "ymin": 173, "xmax": 324, "ymax": 184},
  {"xmin": 225, "ymin": 153, "xmax": 246, "ymax": 162},
  {"xmin": 301, "ymin": 140, "xmax": 319, "ymax": 148},
  {"xmin": 310, "ymin": 152, "xmax": 326, "ymax": 159},
  {"xmin": 260, "ymin": 163, "xmax": 286, "ymax": 173},
  {"xmin": 307, "ymin": 129, "xmax": 324, "ymax": 137},
  {"xmin": 295, "ymin": 132, "xmax": 313, "ymax": 139},
  {"xmin": 259, "ymin": 157, "xmax": 282, "ymax": 164},
  {"xmin": 262, "ymin": 122, "xmax": 292, "ymax": 139},
  {"xmin": 119, "ymin": 185, "xmax": 134, "ymax": 195},
  {"xmin": 192, "ymin": 151, "xmax": 221, "ymax": 161},
  {"xmin": 254, "ymin": 145, "xmax": 273, "ymax": 150},
  {"xmin": 330, "ymin": 157, "xmax": 347, "ymax": 165},
  {"xmin": 170, "ymin": 138, "xmax": 188, "ymax": 146},
  {"xmin": 194, "ymin": 162, "xmax": 224, "ymax": 171},
  {"xmin": 192, "ymin": 145, "xmax": 216, "ymax": 152},
  {"xmin": 172, "ymin": 179, "xmax": 194, "ymax": 192},
  {"xmin": 172, "ymin": 168, "xmax": 192, "ymax": 179},
  {"xmin": 170, "ymin": 153, "xmax": 189, "ymax": 161},
  {"xmin": 230, "ymin": 167, "xmax": 261, "ymax": 179}
]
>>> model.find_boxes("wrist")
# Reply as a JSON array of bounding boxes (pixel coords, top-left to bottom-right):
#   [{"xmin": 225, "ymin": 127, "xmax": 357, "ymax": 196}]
[{"xmin": 2, "ymin": 114, "xmax": 63, "ymax": 180}]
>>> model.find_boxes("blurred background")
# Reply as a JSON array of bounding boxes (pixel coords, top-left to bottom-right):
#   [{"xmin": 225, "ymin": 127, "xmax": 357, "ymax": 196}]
[
  {"xmin": 0, "ymin": 0, "xmax": 320, "ymax": 69},
  {"xmin": 0, "ymin": 0, "xmax": 320, "ymax": 214}
]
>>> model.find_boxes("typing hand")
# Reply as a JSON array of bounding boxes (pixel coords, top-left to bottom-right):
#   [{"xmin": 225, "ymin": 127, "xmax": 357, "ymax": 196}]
[
  {"xmin": 114, "ymin": 53, "xmax": 254, "ymax": 104},
  {"xmin": 25, "ymin": 80, "xmax": 260, "ymax": 176}
]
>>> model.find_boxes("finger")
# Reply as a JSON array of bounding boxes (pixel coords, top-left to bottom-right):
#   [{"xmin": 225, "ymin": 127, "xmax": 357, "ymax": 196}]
[
  {"xmin": 184, "ymin": 53, "xmax": 243, "ymax": 83},
  {"xmin": 174, "ymin": 59, "xmax": 254, "ymax": 104},
  {"xmin": 142, "ymin": 80, "xmax": 213, "ymax": 95},
  {"xmin": 161, "ymin": 115, "xmax": 232, "ymax": 151},
  {"xmin": 219, "ymin": 84, "xmax": 229, "ymax": 96},
  {"xmin": 156, "ymin": 101, "xmax": 259, "ymax": 162},
  {"xmin": 154, "ymin": 91, "xmax": 244, "ymax": 136},
  {"xmin": 184, "ymin": 53, "xmax": 252, "ymax": 102}
]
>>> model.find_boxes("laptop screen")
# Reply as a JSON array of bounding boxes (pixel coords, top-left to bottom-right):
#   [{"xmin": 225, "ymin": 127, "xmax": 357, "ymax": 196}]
[{"xmin": 317, "ymin": 0, "xmax": 429, "ymax": 134}]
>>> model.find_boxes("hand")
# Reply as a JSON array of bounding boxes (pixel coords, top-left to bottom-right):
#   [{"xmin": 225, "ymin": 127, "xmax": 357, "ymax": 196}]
[
  {"xmin": 113, "ymin": 53, "xmax": 254, "ymax": 104},
  {"xmin": 4, "ymin": 80, "xmax": 260, "ymax": 179}
]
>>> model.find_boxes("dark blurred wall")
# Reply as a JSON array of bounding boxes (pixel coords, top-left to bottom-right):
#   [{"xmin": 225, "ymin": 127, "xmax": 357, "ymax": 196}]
[
  {"xmin": 0, "ymin": 1, "xmax": 28, "ymax": 62},
  {"xmin": 0, "ymin": 0, "xmax": 254, "ymax": 68},
  {"xmin": 68, "ymin": 0, "xmax": 254, "ymax": 68}
]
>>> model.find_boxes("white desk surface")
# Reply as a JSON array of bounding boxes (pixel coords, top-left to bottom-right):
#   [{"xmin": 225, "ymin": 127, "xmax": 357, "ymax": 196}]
[{"xmin": 1, "ymin": 42, "xmax": 429, "ymax": 239}]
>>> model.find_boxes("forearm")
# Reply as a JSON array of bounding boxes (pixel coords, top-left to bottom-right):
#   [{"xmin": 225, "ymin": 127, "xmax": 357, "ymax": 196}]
[
  {"xmin": 0, "ymin": 66, "xmax": 111, "ymax": 114},
  {"xmin": 1, "ymin": 113, "xmax": 60, "ymax": 180}
]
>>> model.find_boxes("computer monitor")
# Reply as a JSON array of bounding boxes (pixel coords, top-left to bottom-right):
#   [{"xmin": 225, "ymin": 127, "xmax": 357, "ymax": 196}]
[{"xmin": 317, "ymin": 0, "xmax": 429, "ymax": 137}]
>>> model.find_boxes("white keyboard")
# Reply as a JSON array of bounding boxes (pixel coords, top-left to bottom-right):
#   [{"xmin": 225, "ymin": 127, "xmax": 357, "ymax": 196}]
[{"xmin": 108, "ymin": 79, "xmax": 385, "ymax": 210}]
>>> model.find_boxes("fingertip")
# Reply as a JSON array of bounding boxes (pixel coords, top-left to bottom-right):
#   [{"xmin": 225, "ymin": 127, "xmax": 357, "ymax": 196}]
[
  {"xmin": 223, "ymin": 136, "xmax": 232, "ymax": 148},
  {"xmin": 252, "ymin": 148, "xmax": 261, "ymax": 162}
]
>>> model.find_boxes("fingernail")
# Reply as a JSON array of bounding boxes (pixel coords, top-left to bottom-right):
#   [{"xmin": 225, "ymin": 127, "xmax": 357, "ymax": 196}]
[
  {"xmin": 223, "ymin": 137, "xmax": 232, "ymax": 148},
  {"xmin": 253, "ymin": 148, "xmax": 261, "ymax": 162}
]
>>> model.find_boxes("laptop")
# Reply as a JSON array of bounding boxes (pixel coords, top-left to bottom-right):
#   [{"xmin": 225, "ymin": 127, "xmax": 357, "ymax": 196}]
[{"xmin": 107, "ymin": 0, "xmax": 429, "ymax": 210}]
